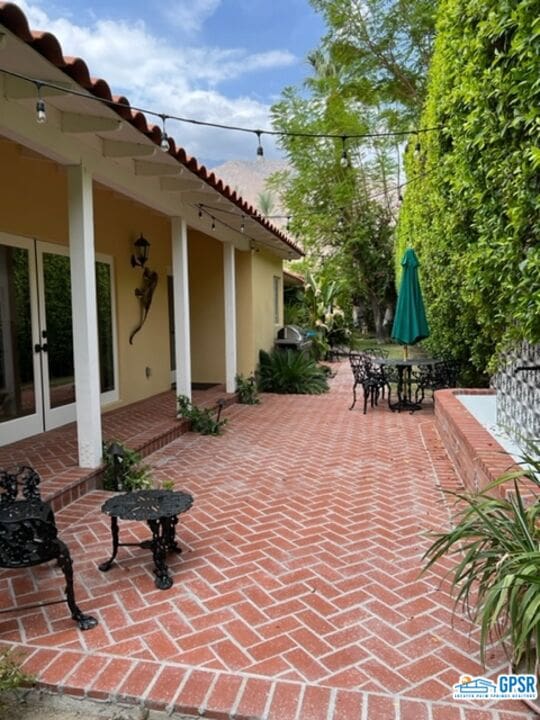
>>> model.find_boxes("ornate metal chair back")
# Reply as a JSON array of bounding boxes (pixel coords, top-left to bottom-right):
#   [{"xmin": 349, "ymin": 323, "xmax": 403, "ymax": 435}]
[{"xmin": 0, "ymin": 466, "xmax": 97, "ymax": 630}]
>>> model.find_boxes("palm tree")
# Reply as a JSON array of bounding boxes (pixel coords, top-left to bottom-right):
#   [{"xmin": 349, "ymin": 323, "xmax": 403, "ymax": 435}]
[{"xmin": 257, "ymin": 190, "xmax": 276, "ymax": 217}]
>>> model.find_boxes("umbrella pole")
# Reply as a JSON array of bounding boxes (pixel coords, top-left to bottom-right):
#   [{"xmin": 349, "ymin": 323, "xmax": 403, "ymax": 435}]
[{"xmin": 403, "ymin": 344, "xmax": 408, "ymax": 360}]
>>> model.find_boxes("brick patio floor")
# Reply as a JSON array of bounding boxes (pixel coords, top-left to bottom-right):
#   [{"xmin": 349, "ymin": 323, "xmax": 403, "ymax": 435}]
[{"xmin": 0, "ymin": 365, "xmax": 535, "ymax": 719}]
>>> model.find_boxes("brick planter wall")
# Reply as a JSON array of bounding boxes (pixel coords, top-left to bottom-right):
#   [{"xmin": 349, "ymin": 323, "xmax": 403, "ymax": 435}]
[{"xmin": 435, "ymin": 389, "xmax": 519, "ymax": 494}]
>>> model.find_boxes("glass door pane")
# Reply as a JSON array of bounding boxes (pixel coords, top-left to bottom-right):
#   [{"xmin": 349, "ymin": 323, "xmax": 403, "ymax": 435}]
[
  {"xmin": 96, "ymin": 260, "xmax": 115, "ymax": 393},
  {"xmin": 0, "ymin": 243, "xmax": 36, "ymax": 423},
  {"xmin": 41, "ymin": 251, "xmax": 76, "ymax": 411}
]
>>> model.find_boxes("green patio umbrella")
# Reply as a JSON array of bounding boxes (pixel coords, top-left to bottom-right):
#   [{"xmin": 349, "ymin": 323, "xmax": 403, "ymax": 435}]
[{"xmin": 391, "ymin": 248, "xmax": 429, "ymax": 358}]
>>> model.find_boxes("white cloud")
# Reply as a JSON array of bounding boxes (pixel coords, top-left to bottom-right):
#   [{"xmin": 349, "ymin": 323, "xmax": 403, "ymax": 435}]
[
  {"xmin": 162, "ymin": 0, "xmax": 221, "ymax": 32},
  {"xmin": 15, "ymin": 1, "xmax": 295, "ymax": 161}
]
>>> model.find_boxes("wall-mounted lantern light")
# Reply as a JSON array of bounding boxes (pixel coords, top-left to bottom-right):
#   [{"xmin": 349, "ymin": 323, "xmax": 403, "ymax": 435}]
[{"xmin": 131, "ymin": 234, "xmax": 150, "ymax": 268}]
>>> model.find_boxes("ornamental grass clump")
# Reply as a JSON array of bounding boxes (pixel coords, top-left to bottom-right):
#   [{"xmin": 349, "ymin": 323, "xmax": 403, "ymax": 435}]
[{"xmin": 423, "ymin": 449, "xmax": 540, "ymax": 674}]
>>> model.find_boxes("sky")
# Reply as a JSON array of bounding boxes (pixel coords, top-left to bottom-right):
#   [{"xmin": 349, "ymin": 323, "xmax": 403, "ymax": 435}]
[{"xmin": 17, "ymin": 0, "xmax": 326, "ymax": 166}]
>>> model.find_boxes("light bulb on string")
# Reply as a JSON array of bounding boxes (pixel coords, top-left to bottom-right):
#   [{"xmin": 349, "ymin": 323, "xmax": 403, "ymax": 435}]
[
  {"xmin": 340, "ymin": 136, "xmax": 349, "ymax": 168},
  {"xmin": 35, "ymin": 83, "xmax": 46, "ymax": 124},
  {"xmin": 211, "ymin": 217, "xmax": 216, "ymax": 231},
  {"xmin": 240, "ymin": 215, "xmax": 245, "ymax": 233},
  {"xmin": 160, "ymin": 114, "xmax": 170, "ymax": 152},
  {"xmin": 255, "ymin": 131, "xmax": 264, "ymax": 158}
]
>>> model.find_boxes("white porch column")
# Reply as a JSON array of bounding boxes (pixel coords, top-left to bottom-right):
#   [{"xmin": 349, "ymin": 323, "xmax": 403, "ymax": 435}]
[
  {"xmin": 67, "ymin": 164, "xmax": 102, "ymax": 468},
  {"xmin": 171, "ymin": 217, "xmax": 192, "ymax": 400},
  {"xmin": 223, "ymin": 241, "xmax": 237, "ymax": 394}
]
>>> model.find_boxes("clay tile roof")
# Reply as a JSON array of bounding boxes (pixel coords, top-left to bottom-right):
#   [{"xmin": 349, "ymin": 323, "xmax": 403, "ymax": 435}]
[{"xmin": 0, "ymin": 1, "xmax": 303, "ymax": 256}]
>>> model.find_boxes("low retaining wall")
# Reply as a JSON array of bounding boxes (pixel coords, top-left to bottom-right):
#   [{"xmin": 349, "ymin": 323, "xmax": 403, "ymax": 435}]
[{"xmin": 435, "ymin": 388, "xmax": 519, "ymax": 494}]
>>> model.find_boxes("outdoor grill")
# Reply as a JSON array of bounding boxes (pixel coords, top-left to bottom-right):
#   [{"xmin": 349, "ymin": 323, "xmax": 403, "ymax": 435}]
[{"xmin": 275, "ymin": 325, "xmax": 313, "ymax": 351}]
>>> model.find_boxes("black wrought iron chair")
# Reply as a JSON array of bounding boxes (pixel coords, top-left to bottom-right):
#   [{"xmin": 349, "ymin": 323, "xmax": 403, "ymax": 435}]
[
  {"xmin": 349, "ymin": 352, "xmax": 389, "ymax": 414},
  {"xmin": 413, "ymin": 360, "xmax": 460, "ymax": 404},
  {"xmin": 0, "ymin": 466, "xmax": 97, "ymax": 630}
]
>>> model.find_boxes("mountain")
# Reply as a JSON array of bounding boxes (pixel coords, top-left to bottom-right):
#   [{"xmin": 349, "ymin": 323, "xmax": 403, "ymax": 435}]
[{"xmin": 210, "ymin": 159, "xmax": 290, "ymax": 223}]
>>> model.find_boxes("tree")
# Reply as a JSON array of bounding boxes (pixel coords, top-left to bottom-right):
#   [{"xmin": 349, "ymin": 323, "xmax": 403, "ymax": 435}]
[
  {"xmin": 310, "ymin": 0, "xmax": 437, "ymax": 127},
  {"xmin": 256, "ymin": 190, "xmax": 277, "ymax": 217},
  {"xmin": 269, "ymin": 1, "xmax": 438, "ymax": 336},
  {"xmin": 270, "ymin": 58, "xmax": 397, "ymax": 336}
]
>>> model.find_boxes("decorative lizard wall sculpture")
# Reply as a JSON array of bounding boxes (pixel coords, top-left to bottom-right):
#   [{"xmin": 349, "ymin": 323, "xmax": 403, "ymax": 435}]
[{"xmin": 129, "ymin": 267, "xmax": 159, "ymax": 345}]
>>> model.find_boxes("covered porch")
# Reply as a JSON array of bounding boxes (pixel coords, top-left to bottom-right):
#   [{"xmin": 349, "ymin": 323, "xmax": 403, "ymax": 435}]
[{"xmin": 0, "ymin": 2, "xmax": 302, "ymax": 470}]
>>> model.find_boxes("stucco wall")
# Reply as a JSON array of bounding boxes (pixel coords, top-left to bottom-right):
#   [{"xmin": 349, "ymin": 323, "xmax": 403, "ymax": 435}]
[
  {"xmin": 187, "ymin": 230, "xmax": 225, "ymax": 384},
  {"xmin": 93, "ymin": 184, "xmax": 171, "ymax": 405},
  {"xmin": 235, "ymin": 249, "xmax": 254, "ymax": 377},
  {"xmin": 0, "ymin": 140, "xmax": 68, "ymax": 242},
  {"xmin": 251, "ymin": 249, "xmax": 283, "ymax": 364}
]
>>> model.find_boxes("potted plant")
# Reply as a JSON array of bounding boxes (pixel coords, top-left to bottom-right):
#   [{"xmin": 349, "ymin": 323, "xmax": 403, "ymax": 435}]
[{"xmin": 422, "ymin": 449, "xmax": 540, "ymax": 706}]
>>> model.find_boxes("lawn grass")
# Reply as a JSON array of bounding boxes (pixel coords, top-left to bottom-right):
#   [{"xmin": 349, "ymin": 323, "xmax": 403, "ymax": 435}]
[{"xmin": 351, "ymin": 335, "xmax": 429, "ymax": 360}]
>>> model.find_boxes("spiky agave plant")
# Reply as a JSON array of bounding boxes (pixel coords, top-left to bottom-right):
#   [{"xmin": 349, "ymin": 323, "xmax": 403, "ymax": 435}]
[
  {"xmin": 423, "ymin": 449, "xmax": 540, "ymax": 673},
  {"xmin": 257, "ymin": 349, "xmax": 329, "ymax": 395}
]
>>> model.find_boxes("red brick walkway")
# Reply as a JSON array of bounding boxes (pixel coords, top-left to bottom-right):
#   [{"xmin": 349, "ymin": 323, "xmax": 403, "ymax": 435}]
[{"xmin": 0, "ymin": 366, "xmax": 534, "ymax": 719}]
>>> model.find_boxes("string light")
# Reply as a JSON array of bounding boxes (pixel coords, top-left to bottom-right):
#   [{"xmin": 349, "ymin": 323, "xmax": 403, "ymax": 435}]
[
  {"xmin": 35, "ymin": 83, "xmax": 46, "ymax": 124},
  {"xmin": 240, "ymin": 215, "xmax": 245, "ymax": 233},
  {"xmin": 160, "ymin": 114, "xmax": 169, "ymax": 152},
  {"xmin": 0, "ymin": 69, "xmax": 442, "ymax": 147},
  {"xmin": 256, "ymin": 131, "xmax": 264, "ymax": 158},
  {"xmin": 339, "ymin": 136, "xmax": 349, "ymax": 168},
  {"xmin": 197, "ymin": 166, "xmax": 435, "ymax": 234},
  {"xmin": 193, "ymin": 203, "xmax": 299, "ymax": 256}
]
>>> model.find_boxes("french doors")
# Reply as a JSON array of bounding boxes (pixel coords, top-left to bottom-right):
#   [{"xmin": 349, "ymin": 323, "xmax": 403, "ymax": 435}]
[{"xmin": 0, "ymin": 233, "xmax": 116, "ymax": 445}]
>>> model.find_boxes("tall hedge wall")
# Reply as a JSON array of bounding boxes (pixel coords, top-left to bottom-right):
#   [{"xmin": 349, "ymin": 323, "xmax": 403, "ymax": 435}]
[{"xmin": 396, "ymin": 0, "xmax": 540, "ymax": 379}]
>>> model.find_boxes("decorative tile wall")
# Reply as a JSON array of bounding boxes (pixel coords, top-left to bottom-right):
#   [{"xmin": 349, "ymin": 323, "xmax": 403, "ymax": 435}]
[{"xmin": 495, "ymin": 341, "xmax": 540, "ymax": 449}]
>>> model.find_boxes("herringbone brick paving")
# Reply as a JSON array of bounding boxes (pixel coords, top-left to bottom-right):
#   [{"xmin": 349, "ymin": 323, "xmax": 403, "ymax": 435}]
[{"xmin": 0, "ymin": 366, "xmax": 535, "ymax": 718}]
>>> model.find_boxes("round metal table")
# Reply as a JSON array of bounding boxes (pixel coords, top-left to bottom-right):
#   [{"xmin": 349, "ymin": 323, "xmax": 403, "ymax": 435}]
[{"xmin": 99, "ymin": 489, "xmax": 193, "ymax": 589}]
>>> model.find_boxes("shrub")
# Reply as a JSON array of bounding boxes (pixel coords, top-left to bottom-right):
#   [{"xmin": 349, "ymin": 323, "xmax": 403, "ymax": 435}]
[
  {"xmin": 235, "ymin": 374, "xmax": 260, "ymax": 404},
  {"xmin": 257, "ymin": 349, "xmax": 329, "ymax": 395},
  {"xmin": 177, "ymin": 395, "xmax": 227, "ymax": 435},
  {"xmin": 102, "ymin": 440, "xmax": 152, "ymax": 492},
  {"xmin": 396, "ymin": 0, "xmax": 540, "ymax": 375}
]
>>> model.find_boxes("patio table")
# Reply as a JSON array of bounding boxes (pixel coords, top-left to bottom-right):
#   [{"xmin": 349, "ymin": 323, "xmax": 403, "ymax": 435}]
[
  {"xmin": 99, "ymin": 488, "xmax": 193, "ymax": 589},
  {"xmin": 371, "ymin": 357, "xmax": 442, "ymax": 413}
]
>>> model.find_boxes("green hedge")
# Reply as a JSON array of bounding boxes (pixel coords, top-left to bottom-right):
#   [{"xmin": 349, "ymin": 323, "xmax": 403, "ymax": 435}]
[{"xmin": 397, "ymin": 0, "xmax": 540, "ymax": 378}]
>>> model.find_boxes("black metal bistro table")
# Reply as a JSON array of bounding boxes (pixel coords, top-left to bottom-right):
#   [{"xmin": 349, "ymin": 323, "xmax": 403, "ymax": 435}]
[
  {"xmin": 99, "ymin": 489, "xmax": 193, "ymax": 590},
  {"xmin": 371, "ymin": 357, "xmax": 442, "ymax": 413}
]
